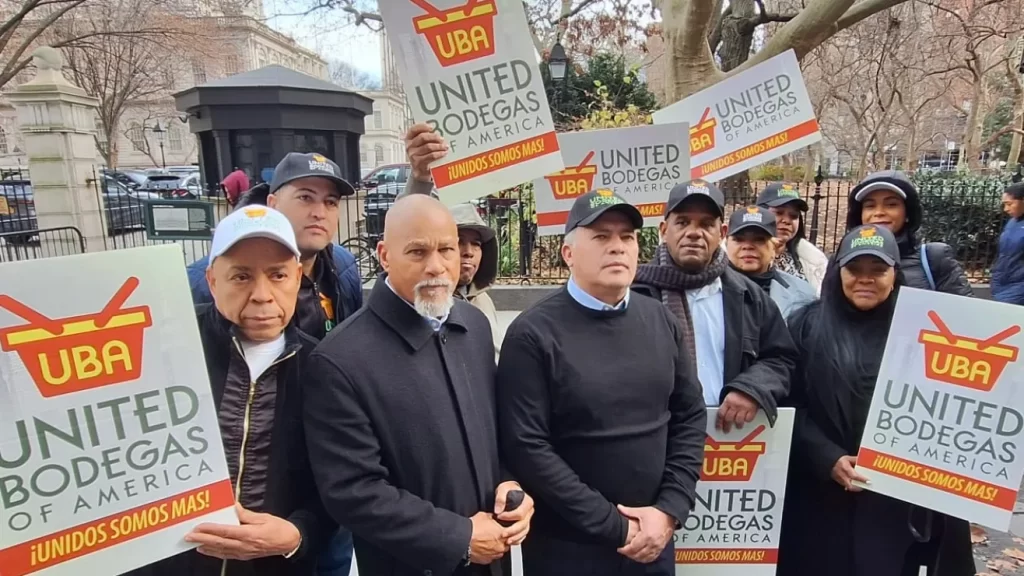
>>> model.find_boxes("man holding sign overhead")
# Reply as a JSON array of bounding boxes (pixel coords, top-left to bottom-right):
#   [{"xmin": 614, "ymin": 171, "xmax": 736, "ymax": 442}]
[{"xmin": 378, "ymin": 0, "xmax": 564, "ymax": 205}]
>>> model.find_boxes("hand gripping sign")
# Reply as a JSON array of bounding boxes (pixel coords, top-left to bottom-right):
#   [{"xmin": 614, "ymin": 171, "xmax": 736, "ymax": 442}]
[
  {"xmin": 675, "ymin": 408, "xmax": 793, "ymax": 576},
  {"xmin": 379, "ymin": 0, "xmax": 562, "ymax": 205},
  {"xmin": 856, "ymin": 288, "xmax": 1024, "ymax": 531},
  {"xmin": 0, "ymin": 245, "xmax": 234, "ymax": 576}
]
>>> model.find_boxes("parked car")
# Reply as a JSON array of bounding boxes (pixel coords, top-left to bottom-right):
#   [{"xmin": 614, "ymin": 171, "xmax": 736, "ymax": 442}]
[
  {"xmin": 363, "ymin": 182, "xmax": 405, "ymax": 239},
  {"xmin": 103, "ymin": 168, "xmax": 150, "ymax": 190},
  {"xmin": 360, "ymin": 163, "xmax": 411, "ymax": 189},
  {"xmin": 178, "ymin": 173, "xmax": 204, "ymax": 197},
  {"xmin": 164, "ymin": 165, "xmax": 200, "ymax": 177},
  {"xmin": 0, "ymin": 176, "xmax": 155, "ymax": 243}
]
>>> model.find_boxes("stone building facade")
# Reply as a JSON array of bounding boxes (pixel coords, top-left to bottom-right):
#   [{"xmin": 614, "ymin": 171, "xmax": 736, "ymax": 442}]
[
  {"xmin": 357, "ymin": 29, "xmax": 413, "ymax": 174},
  {"xmin": 0, "ymin": 3, "xmax": 327, "ymax": 170}
]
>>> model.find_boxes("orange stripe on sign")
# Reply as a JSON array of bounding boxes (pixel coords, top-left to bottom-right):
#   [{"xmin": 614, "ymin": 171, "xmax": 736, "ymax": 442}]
[
  {"xmin": 691, "ymin": 119, "xmax": 820, "ymax": 179},
  {"xmin": 536, "ymin": 202, "xmax": 665, "ymax": 228},
  {"xmin": 858, "ymin": 448, "xmax": 1017, "ymax": 511},
  {"xmin": 0, "ymin": 479, "xmax": 235, "ymax": 576},
  {"xmin": 431, "ymin": 131, "xmax": 560, "ymax": 188},
  {"xmin": 675, "ymin": 548, "xmax": 778, "ymax": 564}
]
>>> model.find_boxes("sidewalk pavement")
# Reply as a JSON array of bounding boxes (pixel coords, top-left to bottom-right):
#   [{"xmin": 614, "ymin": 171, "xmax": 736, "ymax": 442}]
[{"xmin": 974, "ymin": 492, "xmax": 1024, "ymax": 575}]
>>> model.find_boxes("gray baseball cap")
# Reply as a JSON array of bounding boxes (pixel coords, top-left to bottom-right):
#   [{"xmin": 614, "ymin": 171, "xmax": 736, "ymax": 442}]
[{"xmin": 269, "ymin": 152, "xmax": 356, "ymax": 197}]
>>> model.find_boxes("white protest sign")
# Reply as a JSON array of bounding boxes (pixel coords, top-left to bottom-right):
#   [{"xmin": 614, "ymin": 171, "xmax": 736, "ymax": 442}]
[
  {"xmin": 653, "ymin": 49, "xmax": 821, "ymax": 183},
  {"xmin": 856, "ymin": 288, "xmax": 1024, "ymax": 531},
  {"xmin": 379, "ymin": 0, "xmax": 563, "ymax": 205},
  {"xmin": 675, "ymin": 408, "xmax": 793, "ymax": 576},
  {"xmin": 532, "ymin": 123, "xmax": 690, "ymax": 236},
  {"xmin": 0, "ymin": 245, "xmax": 236, "ymax": 576}
]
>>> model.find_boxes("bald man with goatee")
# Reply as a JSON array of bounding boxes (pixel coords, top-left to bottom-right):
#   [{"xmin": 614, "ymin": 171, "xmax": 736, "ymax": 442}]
[{"xmin": 303, "ymin": 195, "xmax": 533, "ymax": 576}]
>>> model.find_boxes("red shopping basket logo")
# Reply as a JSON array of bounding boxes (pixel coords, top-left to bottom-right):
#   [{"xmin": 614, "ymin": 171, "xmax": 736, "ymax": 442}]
[
  {"xmin": 0, "ymin": 277, "xmax": 152, "ymax": 398},
  {"xmin": 918, "ymin": 310, "xmax": 1020, "ymax": 392},
  {"xmin": 545, "ymin": 151, "xmax": 597, "ymax": 199},
  {"xmin": 702, "ymin": 425, "xmax": 767, "ymax": 481},
  {"xmin": 412, "ymin": 0, "xmax": 497, "ymax": 67},
  {"xmin": 689, "ymin": 108, "xmax": 718, "ymax": 154}
]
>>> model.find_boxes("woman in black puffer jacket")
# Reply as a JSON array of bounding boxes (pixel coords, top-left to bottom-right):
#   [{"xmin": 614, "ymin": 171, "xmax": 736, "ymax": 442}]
[{"xmin": 846, "ymin": 171, "xmax": 973, "ymax": 296}]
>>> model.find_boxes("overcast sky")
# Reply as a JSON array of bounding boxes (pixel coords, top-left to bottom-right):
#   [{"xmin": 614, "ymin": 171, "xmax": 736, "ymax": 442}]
[{"xmin": 264, "ymin": 0, "xmax": 385, "ymax": 80}]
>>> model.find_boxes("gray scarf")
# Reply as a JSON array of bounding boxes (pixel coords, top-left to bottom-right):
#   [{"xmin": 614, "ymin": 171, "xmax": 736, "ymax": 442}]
[{"xmin": 634, "ymin": 244, "xmax": 728, "ymax": 363}]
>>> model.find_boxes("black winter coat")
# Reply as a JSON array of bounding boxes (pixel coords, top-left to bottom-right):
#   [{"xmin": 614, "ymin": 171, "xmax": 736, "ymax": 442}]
[
  {"xmin": 303, "ymin": 279, "xmax": 507, "ymax": 576},
  {"xmin": 778, "ymin": 293, "xmax": 975, "ymax": 576},
  {"xmin": 846, "ymin": 171, "xmax": 973, "ymax": 297},
  {"xmin": 129, "ymin": 305, "xmax": 334, "ymax": 576},
  {"xmin": 632, "ymin": 267, "xmax": 797, "ymax": 425}
]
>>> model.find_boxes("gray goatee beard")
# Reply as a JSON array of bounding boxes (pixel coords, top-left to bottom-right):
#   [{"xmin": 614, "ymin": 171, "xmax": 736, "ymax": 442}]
[{"xmin": 413, "ymin": 277, "xmax": 454, "ymax": 319}]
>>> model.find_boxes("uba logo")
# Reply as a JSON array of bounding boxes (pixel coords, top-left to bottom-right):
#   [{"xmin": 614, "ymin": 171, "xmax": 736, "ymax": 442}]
[
  {"xmin": 918, "ymin": 310, "xmax": 1020, "ymax": 392},
  {"xmin": 0, "ymin": 277, "xmax": 152, "ymax": 398},
  {"xmin": 412, "ymin": 0, "xmax": 498, "ymax": 67},
  {"xmin": 689, "ymin": 107, "xmax": 718, "ymax": 154},
  {"xmin": 545, "ymin": 151, "xmax": 596, "ymax": 199},
  {"xmin": 701, "ymin": 424, "xmax": 767, "ymax": 481}
]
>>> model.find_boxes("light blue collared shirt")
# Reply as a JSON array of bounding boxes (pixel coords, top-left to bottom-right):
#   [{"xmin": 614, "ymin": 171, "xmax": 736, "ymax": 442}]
[
  {"xmin": 385, "ymin": 276, "xmax": 448, "ymax": 332},
  {"xmin": 566, "ymin": 276, "xmax": 629, "ymax": 311},
  {"xmin": 688, "ymin": 278, "xmax": 726, "ymax": 406}
]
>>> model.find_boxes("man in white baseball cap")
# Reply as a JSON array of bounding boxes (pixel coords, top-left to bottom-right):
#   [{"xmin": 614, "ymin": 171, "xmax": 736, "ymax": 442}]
[{"xmin": 133, "ymin": 205, "xmax": 335, "ymax": 576}]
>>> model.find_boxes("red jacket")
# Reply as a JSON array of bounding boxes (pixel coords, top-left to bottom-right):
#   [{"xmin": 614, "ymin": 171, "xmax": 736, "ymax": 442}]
[{"xmin": 221, "ymin": 170, "xmax": 249, "ymax": 205}]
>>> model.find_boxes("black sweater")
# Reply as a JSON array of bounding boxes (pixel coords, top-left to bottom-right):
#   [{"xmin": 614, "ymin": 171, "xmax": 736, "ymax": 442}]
[{"xmin": 496, "ymin": 288, "xmax": 707, "ymax": 548}]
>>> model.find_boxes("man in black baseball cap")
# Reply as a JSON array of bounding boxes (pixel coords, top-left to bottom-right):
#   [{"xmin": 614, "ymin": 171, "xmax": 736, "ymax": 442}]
[
  {"xmin": 187, "ymin": 151, "xmax": 363, "ymax": 344},
  {"xmin": 726, "ymin": 206, "xmax": 816, "ymax": 321},
  {"xmin": 265, "ymin": 152, "xmax": 360, "ymax": 576},
  {"xmin": 564, "ymin": 188, "xmax": 644, "ymax": 235},
  {"xmin": 498, "ymin": 188, "xmax": 707, "ymax": 575},
  {"xmin": 634, "ymin": 180, "xmax": 796, "ymax": 435}
]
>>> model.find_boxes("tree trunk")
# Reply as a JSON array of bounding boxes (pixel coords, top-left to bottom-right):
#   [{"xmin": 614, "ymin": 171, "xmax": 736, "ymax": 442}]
[
  {"xmin": 1009, "ymin": 120, "xmax": 1023, "ymax": 168},
  {"xmin": 961, "ymin": 80, "xmax": 987, "ymax": 171},
  {"xmin": 718, "ymin": 0, "xmax": 757, "ymax": 72},
  {"xmin": 905, "ymin": 123, "xmax": 918, "ymax": 171},
  {"xmin": 655, "ymin": 0, "xmax": 725, "ymax": 101},
  {"xmin": 1007, "ymin": 72, "xmax": 1024, "ymax": 168}
]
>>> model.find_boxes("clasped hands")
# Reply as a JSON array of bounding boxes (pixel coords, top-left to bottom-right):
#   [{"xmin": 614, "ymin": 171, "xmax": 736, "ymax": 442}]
[
  {"xmin": 468, "ymin": 481, "xmax": 535, "ymax": 564},
  {"xmin": 617, "ymin": 505, "xmax": 676, "ymax": 563}
]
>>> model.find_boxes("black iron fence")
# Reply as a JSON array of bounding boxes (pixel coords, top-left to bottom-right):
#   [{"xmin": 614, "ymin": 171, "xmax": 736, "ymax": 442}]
[{"xmin": 1, "ymin": 166, "xmax": 1017, "ymax": 283}]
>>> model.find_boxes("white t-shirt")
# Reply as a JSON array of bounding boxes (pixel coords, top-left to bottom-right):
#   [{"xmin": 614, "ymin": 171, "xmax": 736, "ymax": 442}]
[{"xmin": 240, "ymin": 335, "xmax": 286, "ymax": 381}]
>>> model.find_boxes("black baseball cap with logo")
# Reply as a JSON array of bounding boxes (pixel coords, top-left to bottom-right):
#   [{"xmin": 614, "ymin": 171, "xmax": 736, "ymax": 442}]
[
  {"xmin": 269, "ymin": 152, "xmax": 356, "ymax": 197},
  {"xmin": 665, "ymin": 179, "xmax": 725, "ymax": 218},
  {"xmin": 836, "ymin": 224, "xmax": 901, "ymax": 267},
  {"xmin": 564, "ymin": 189, "xmax": 644, "ymax": 235},
  {"xmin": 728, "ymin": 206, "xmax": 777, "ymax": 238},
  {"xmin": 756, "ymin": 182, "xmax": 809, "ymax": 211}
]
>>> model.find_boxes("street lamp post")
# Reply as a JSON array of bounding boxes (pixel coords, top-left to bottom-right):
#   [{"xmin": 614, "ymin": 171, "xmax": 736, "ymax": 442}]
[
  {"xmin": 548, "ymin": 41, "xmax": 568, "ymax": 128},
  {"xmin": 151, "ymin": 121, "xmax": 166, "ymax": 169},
  {"xmin": 549, "ymin": 42, "xmax": 568, "ymax": 82}
]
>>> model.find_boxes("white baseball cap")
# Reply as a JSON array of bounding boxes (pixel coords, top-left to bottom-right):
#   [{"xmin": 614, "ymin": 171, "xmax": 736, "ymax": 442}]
[{"xmin": 208, "ymin": 205, "xmax": 301, "ymax": 262}]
